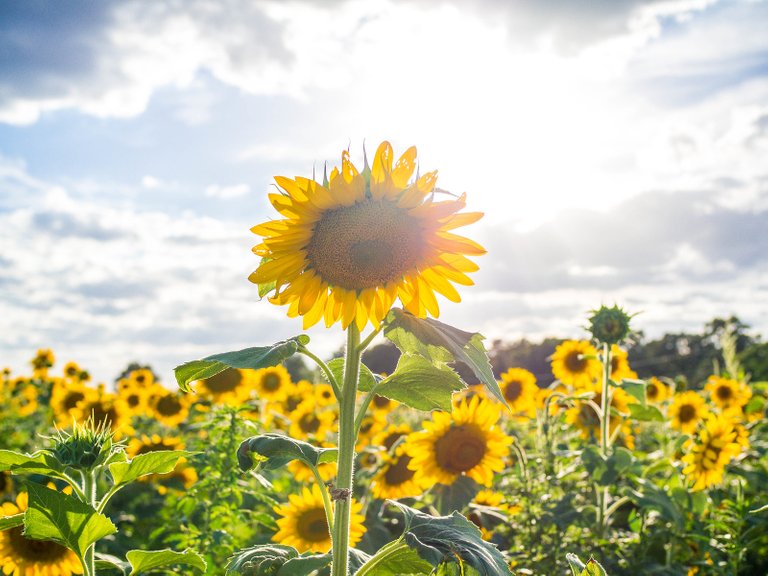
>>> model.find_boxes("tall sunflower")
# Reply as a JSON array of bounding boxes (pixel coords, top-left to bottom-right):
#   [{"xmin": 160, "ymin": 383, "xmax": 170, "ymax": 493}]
[
  {"xmin": 551, "ymin": 340, "xmax": 601, "ymax": 389},
  {"xmin": 273, "ymin": 484, "xmax": 365, "ymax": 553},
  {"xmin": 704, "ymin": 376, "xmax": 751, "ymax": 411},
  {"xmin": 668, "ymin": 391, "xmax": 709, "ymax": 435},
  {"xmin": 0, "ymin": 490, "xmax": 83, "ymax": 576},
  {"xmin": 682, "ymin": 414, "xmax": 743, "ymax": 491},
  {"xmin": 406, "ymin": 396, "xmax": 511, "ymax": 487},
  {"xmin": 645, "ymin": 377, "xmax": 670, "ymax": 404},
  {"xmin": 249, "ymin": 142, "xmax": 485, "ymax": 331}
]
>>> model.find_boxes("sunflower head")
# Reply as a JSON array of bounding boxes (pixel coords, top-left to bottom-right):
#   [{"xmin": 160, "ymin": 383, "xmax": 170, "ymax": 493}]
[
  {"xmin": 249, "ymin": 141, "xmax": 485, "ymax": 331},
  {"xmin": 588, "ymin": 304, "xmax": 633, "ymax": 345},
  {"xmin": 51, "ymin": 417, "xmax": 121, "ymax": 470},
  {"xmin": 551, "ymin": 340, "xmax": 601, "ymax": 389}
]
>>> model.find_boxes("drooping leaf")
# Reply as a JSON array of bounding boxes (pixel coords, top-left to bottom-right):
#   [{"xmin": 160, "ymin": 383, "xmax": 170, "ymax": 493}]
[
  {"xmin": 567, "ymin": 554, "xmax": 608, "ymax": 576},
  {"xmin": 95, "ymin": 552, "xmax": 130, "ymax": 574},
  {"xmin": 226, "ymin": 544, "xmax": 299, "ymax": 575},
  {"xmin": 432, "ymin": 476, "xmax": 480, "ymax": 515},
  {"xmin": 126, "ymin": 548, "xmax": 207, "ymax": 575},
  {"xmin": 327, "ymin": 358, "xmax": 378, "ymax": 392},
  {"xmin": 174, "ymin": 336, "xmax": 309, "ymax": 392},
  {"xmin": 617, "ymin": 379, "xmax": 647, "ymax": 405},
  {"xmin": 383, "ymin": 309, "xmax": 506, "ymax": 406},
  {"xmin": 23, "ymin": 482, "xmax": 117, "ymax": 560},
  {"xmin": 581, "ymin": 446, "xmax": 634, "ymax": 486},
  {"xmin": 390, "ymin": 501, "xmax": 512, "ymax": 575},
  {"xmin": 374, "ymin": 354, "xmax": 465, "ymax": 411},
  {"xmin": 237, "ymin": 434, "xmax": 337, "ymax": 472},
  {"xmin": 109, "ymin": 451, "xmax": 195, "ymax": 487},
  {"xmin": 277, "ymin": 553, "xmax": 332, "ymax": 575},
  {"xmin": 628, "ymin": 404, "xmax": 665, "ymax": 422},
  {"xmin": 0, "ymin": 512, "xmax": 23, "ymax": 531}
]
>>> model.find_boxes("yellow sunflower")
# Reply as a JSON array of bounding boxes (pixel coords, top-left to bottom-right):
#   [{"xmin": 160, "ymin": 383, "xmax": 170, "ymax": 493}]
[
  {"xmin": 0, "ymin": 490, "xmax": 83, "ymax": 576},
  {"xmin": 406, "ymin": 396, "xmax": 511, "ymax": 487},
  {"xmin": 71, "ymin": 388, "xmax": 132, "ymax": 434},
  {"xmin": 287, "ymin": 458, "xmax": 337, "ymax": 483},
  {"xmin": 645, "ymin": 377, "xmax": 670, "ymax": 404},
  {"xmin": 11, "ymin": 384, "xmax": 39, "ymax": 417},
  {"xmin": 288, "ymin": 405, "xmax": 337, "ymax": 441},
  {"xmin": 62, "ymin": 361, "xmax": 86, "ymax": 383},
  {"xmin": 372, "ymin": 423, "xmax": 413, "ymax": 451},
  {"xmin": 118, "ymin": 380, "xmax": 151, "ymax": 416},
  {"xmin": 128, "ymin": 368, "xmax": 155, "ymax": 388},
  {"xmin": 314, "ymin": 383, "xmax": 336, "ymax": 407},
  {"xmin": 370, "ymin": 394, "xmax": 399, "ymax": 416},
  {"xmin": 704, "ymin": 376, "xmax": 751, "ymax": 411},
  {"xmin": 682, "ymin": 414, "xmax": 743, "ymax": 491},
  {"xmin": 355, "ymin": 411, "xmax": 387, "ymax": 451},
  {"xmin": 253, "ymin": 365, "xmax": 292, "ymax": 403},
  {"xmin": 370, "ymin": 446, "xmax": 424, "ymax": 500},
  {"xmin": 31, "ymin": 348, "xmax": 55, "ymax": 377},
  {"xmin": 565, "ymin": 381, "xmax": 634, "ymax": 444},
  {"xmin": 249, "ymin": 141, "xmax": 485, "ymax": 331},
  {"xmin": 498, "ymin": 368, "xmax": 537, "ymax": 418},
  {"xmin": 278, "ymin": 380, "xmax": 316, "ymax": 415},
  {"xmin": 127, "ymin": 433, "xmax": 184, "ymax": 457},
  {"xmin": 668, "ymin": 391, "xmax": 709, "ymax": 435},
  {"xmin": 195, "ymin": 367, "xmax": 251, "ymax": 406},
  {"xmin": 551, "ymin": 340, "xmax": 601, "ymax": 389},
  {"xmin": 149, "ymin": 389, "xmax": 191, "ymax": 427},
  {"xmin": 609, "ymin": 345, "xmax": 637, "ymax": 382},
  {"xmin": 50, "ymin": 381, "xmax": 90, "ymax": 427},
  {"xmin": 273, "ymin": 484, "xmax": 366, "ymax": 553}
]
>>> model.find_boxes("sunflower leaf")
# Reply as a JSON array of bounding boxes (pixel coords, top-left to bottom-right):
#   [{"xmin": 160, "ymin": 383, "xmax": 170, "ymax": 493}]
[
  {"xmin": 0, "ymin": 449, "xmax": 69, "ymax": 479},
  {"xmin": 0, "ymin": 512, "xmax": 23, "ymax": 531},
  {"xmin": 356, "ymin": 540, "xmax": 434, "ymax": 576},
  {"xmin": 237, "ymin": 433, "xmax": 337, "ymax": 472},
  {"xmin": 617, "ymin": 379, "xmax": 647, "ymax": 405},
  {"xmin": 389, "ymin": 501, "xmax": 512, "ymax": 575},
  {"xmin": 383, "ymin": 309, "xmax": 507, "ymax": 407},
  {"xmin": 628, "ymin": 404, "xmax": 665, "ymax": 422},
  {"xmin": 375, "ymin": 354, "xmax": 465, "ymax": 411},
  {"xmin": 23, "ymin": 481, "xmax": 117, "ymax": 561},
  {"xmin": 225, "ymin": 544, "xmax": 337, "ymax": 575},
  {"xmin": 581, "ymin": 446, "xmax": 634, "ymax": 486},
  {"xmin": 126, "ymin": 548, "xmax": 207, "ymax": 575},
  {"xmin": 567, "ymin": 554, "xmax": 609, "ymax": 576},
  {"xmin": 174, "ymin": 336, "xmax": 308, "ymax": 393},
  {"xmin": 109, "ymin": 450, "xmax": 195, "ymax": 487}
]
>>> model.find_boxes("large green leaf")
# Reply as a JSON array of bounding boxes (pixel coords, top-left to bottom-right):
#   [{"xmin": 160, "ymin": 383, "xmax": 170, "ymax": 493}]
[
  {"xmin": 383, "ymin": 309, "xmax": 506, "ymax": 406},
  {"xmin": 617, "ymin": 379, "xmax": 647, "ymax": 405},
  {"xmin": 0, "ymin": 449, "xmax": 70, "ymax": 480},
  {"xmin": 374, "ymin": 354, "xmax": 465, "ymax": 411},
  {"xmin": 237, "ymin": 434, "xmax": 337, "ymax": 472},
  {"xmin": 226, "ymin": 544, "xmax": 298, "ymax": 574},
  {"xmin": 390, "ymin": 501, "xmax": 512, "ymax": 575},
  {"xmin": 23, "ymin": 482, "xmax": 117, "ymax": 560},
  {"xmin": 174, "ymin": 336, "xmax": 309, "ymax": 392},
  {"xmin": 628, "ymin": 404, "xmax": 665, "ymax": 422},
  {"xmin": 327, "ymin": 358, "xmax": 378, "ymax": 392},
  {"xmin": 0, "ymin": 512, "xmax": 23, "ymax": 531},
  {"xmin": 356, "ymin": 540, "xmax": 434, "ymax": 576},
  {"xmin": 109, "ymin": 450, "xmax": 194, "ymax": 487},
  {"xmin": 566, "ymin": 554, "xmax": 608, "ymax": 576},
  {"xmin": 126, "ymin": 548, "xmax": 207, "ymax": 575},
  {"xmin": 433, "ymin": 476, "xmax": 480, "ymax": 516},
  {"xmin": 277, "ymin": 553, "xmax": 332, "ymax": 575}
]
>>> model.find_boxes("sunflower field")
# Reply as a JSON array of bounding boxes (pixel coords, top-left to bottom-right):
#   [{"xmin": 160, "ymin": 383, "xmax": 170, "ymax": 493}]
[{"xmin": 1, "ymin": 143, "xmax": 767, "ymax": 576}]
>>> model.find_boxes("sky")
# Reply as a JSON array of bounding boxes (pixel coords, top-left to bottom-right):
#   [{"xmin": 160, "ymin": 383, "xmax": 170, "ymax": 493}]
[{"xmin": 1, "ymin": 0, "xmax": 767, "ymax": 385}]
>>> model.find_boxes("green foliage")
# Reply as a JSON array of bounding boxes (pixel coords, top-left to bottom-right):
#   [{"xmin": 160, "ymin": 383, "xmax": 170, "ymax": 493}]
[
  {"xmin": 383, "ymin": 308, "xmax": 506, "ymax": 406},
  {"xmin": 174, "ymin": 336, "xmax": 309, "ymax": 392},
  {"xmin": 237, "ymin": 433, "xmax": 337, "ymax": 472},
  {"xmin": 567, "ymin": 554, "xmax": 608, "ymax": 576},
  {"xmin": 109, "ymin": 450, "xmax": 195, "ymax": 486},
  {"xmin": 374, "ymin": 354, "xmax": 465, "ymax": 411},
  {"xmin": 126, "ymin": 548, "xmax": 207, "ymax": 575}
]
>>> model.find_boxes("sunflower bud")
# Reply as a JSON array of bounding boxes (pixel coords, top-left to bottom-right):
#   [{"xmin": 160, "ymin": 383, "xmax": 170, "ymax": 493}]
[
  {"xmin": 587, "ymin": 305, "xmax": 633, "ymax": 345},
  {"xmin": 52, "ymin": 417, "xmax": 119, "ymax": 470}
]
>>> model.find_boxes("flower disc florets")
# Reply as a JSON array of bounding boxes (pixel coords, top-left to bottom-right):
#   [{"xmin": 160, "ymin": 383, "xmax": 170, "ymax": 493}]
[{"xmin": 588, "ymin": 304, "xmax": 634, "ymax": 345}]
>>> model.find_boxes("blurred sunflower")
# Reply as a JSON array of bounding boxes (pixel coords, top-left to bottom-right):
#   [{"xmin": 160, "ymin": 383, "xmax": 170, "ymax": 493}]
[
  {"xmin": 249, "ymin": 141, "xmax": 485, "ymax": 331},
  {"xmin": 551, "ymin": 340, "xmax": 601, "ymax": 388},
  {"xmin": 682, "ymin": 414, "xmax": 742, "ymax": 491},
  {"xmin": 0, "ymin": 488, "xmax": 83, "ymax": 576},
  {"xmin": 196, "ymin": 367, "xmax": 251, "ymax": 406},
  {"xmin": 704, "ymin": 376, "xmax": 751, "ymax": 411},
  {"xmin": 128, "ymin": 368, "xmax": 155, "ymax": 388},
  {"xmin": 31, "ymin": 348, "xmax": 55, "ymax": 377},
  {"xmin": 127, "ymin": 434, "xmax": 184, "ymax": 457},
  {"xmin": 279, "ymin": 380, "xmax": 316, "ymax": 415},
  {"xmin": 11, "ymin": 384, "xmax": 39, "ymax": 417},
  {"xmin": 669, "ymin": 391, "xmax": 709, "ymax": 435},
  {"xmin": 288, "ymin": 404, "xmax": 336, "ymax": 441},
  {"xmin": 314, "ymin": 383, "xmax": 336, "ymax": 407},
  {"xmin": 407, "ymin": 396, "xmax": 511, "ymax": 487},
  {"xmin": 253, "ymin": 365, "xmax": 292, "ymax": 403},
  {"xmin": 645, "ymin": 377, "xmax": 670, "ymax": 404},
  {"xmin": 149, "ymin": 390, "xmax": 191, "ymax": 427},
  {"xmin": 72, "ymin": 389, "xmax": 131, "ymax": 434},
  {"xmin": 609, "ymin": 345, "xmax": 637, "ymax": 382},
  {"xmin": 355, "ymin": 411, "xmax": 387, "ymax": 451},
  {"xmin": 118, "ymin": 381, "xmax": 151, "ymax": 416},
  {"xmin": 50, "ymin": 381, "xmax": 90, "ymax": 426},
  {"xmin": 62, "ymin": 361, "xmax": 86, "ymax": 383},
  {"xmin": 370, "ymin": 394, "xmax": 399, "ymax": 416},
  {"xmin": 273, "ymin": 484, "xmax": 365, "ymax": 553},
  {"xmin": 287, "ymin": 458, "xmax": 337, "ymax": 483},
  {"xmin": 372, "ymin": 423, "xmax": 413, "ymax": 451},
  {"xmin": 498, "ymin": 368, "xmax": 537, "ymax": 417},
  {"xmin": 371, "ymin": 446, "xmax": 423, "ymax": 500}
]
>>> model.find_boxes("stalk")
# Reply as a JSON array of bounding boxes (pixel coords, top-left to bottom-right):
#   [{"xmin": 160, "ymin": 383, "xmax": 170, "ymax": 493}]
[
  {"xmin": 331, "ymin": 324, "xmax": 362, "ymax": 576},
  {"xmin": 83, "ymin": 471, "xmax": 97, "ymax": 576},
  {"xmin": 596, "ymin": 343, "xmax": 612, "ymax": 537}
]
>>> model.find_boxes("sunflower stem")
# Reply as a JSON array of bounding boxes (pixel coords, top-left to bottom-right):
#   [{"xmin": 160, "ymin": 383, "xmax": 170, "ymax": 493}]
[
  {"xmin": 596, "ymin": 342, "xmax": 612, "ymax": 538},
  {"xmin": 83, "ymin": 471, "xmax": 97, "ymax": 576},
  {"xmin": 310, "ymin": 462, "xmax": 335, "ymax": 534},
  {"xmin": 332, "ymin": 324, "xmax": 361, "ymax": 576},
  {"xmin": 298, "ymin": 345, "xmax": 342, "ymax": 401}
]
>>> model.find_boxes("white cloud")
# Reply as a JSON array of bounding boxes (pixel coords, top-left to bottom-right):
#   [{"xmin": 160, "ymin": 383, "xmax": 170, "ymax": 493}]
[{"xmin": 205, "ymin": 183, "xmax": 251, "ymax": 199}]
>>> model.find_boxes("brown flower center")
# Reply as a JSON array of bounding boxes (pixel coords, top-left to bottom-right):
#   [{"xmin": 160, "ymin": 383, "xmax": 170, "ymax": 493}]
[
  {"xmin": 296, "ymin": 507, "xmax": 330, "ymax": 543},
  {"xmin": 299, "ymin": 413, "xmax": 321, "ymax": 434},
  {"xmin": 384, "ymin": 455, "xmax": 415, "ymax": 486},
  {"xmin": 678, "ymin": 403, "xmax": 697, "ymax": 423},
  {"xmin": 646, "ymin": 383, "xmax": 659, "ymax": 400},
  {"xmin": 434, "ymin": 424, "xmax": 487, "ymax": 473},
  {"xmin": 156, "ymin": 394, "xmax": 182, "ymax": 416},
  {"xmin": 8, "ymin": 526, "xmax": 70, "ymax": 560},
  {"xmin": 503, "ymin": 380, "xmax": 522, "ymax": 402},
  {"xmin": 565, "ymin": 351, "xmax": 587, "ymax": 373},
  {"xmin": 261, "ymin": 372, "xmax": 281, "ymax": 391},
  {"xmin": 716, "ymin": 385, "xmax": 733, "ymax": 401},
  {"xmin": 63, "ymin": 391, "xmax": 85, "ymax": 411},
  {"xmin": 306, "ymin": 199, "xmax": 423, "ymax": 290},
  {"xmin": 373, "ymin": 394, "xmax": 391, "ymax": 409}
]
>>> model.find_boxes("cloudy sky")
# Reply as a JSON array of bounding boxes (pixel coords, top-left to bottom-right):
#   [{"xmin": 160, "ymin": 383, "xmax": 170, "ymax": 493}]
[{"xmin": 1, "ymin": 0, "xmax": 767, "ymax": 385}]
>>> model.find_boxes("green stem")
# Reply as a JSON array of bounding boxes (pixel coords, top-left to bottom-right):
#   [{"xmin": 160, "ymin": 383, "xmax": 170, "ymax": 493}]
[
  {"xmin": 310, "ymin": 464, "xmax": 334, "ymax": 534},
  {"xmin": 83, "ymin": 471, "xmax": 97, "ymax": 576},
  {"xmin": 299, "ymin": 345, "xmax": 342, "ymax": 400},
  {"xmin": 600, "ymin": 343, "xmax": 612, "ymax": 457},
  {"xmin": 353, "ymin": 387, "xmax": 380, "ymax": 439},
  {"xmin": 331, "ymin": 324, "xmax": 362, "ymax": 576}
]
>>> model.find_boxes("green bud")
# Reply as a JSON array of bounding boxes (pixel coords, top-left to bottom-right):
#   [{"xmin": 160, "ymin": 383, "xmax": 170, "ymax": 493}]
[
  {"xmin": 52, "ymin": 417, "xmax": 120, "ymax": 470},
  {"xmin": 588, "ymin": 304, "xmax": 634, "ymax": 345}
]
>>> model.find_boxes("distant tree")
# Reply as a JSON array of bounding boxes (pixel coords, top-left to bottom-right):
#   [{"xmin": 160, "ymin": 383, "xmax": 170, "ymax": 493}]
[
  {"xmin": 283, "ymin": 355, "xmax": 315, "ymax": 383},
  {"xmin": 741, "ymin": 342, "xmax": 768, "ymax": 382}
]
